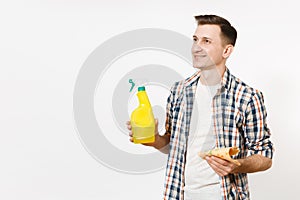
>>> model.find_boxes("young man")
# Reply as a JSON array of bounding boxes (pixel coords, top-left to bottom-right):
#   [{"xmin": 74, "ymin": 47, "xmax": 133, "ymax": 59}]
[{"xmin": 127, "ymin": 15, "xmax": 274, "ymax": 200}]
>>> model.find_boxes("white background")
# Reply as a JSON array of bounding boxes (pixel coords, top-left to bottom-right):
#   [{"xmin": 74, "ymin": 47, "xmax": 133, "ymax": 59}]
[{"xmin": 1, "ymin": 0, "xmax": 299, "ymax": 199}]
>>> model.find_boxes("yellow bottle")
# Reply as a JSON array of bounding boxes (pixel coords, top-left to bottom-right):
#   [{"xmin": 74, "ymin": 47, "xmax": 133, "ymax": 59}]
[{"xmin": 130, "ymin": 86, "xmax": 155, "ymax": 144}]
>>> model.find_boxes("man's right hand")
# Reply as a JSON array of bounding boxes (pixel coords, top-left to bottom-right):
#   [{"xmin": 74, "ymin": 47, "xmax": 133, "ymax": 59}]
[
  {"xmin": 126, "ymin": 119, "xmax": 170, "ymax": 152},
  {"xmin": 126, "ymin": 119, "xmax": 159, "ymax": 147}
]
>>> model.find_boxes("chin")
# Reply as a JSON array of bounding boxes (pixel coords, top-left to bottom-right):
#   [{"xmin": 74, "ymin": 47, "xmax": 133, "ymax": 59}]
[
  {"xmin": 193, "ymin": 62, "xmax": 217, "ymax": 70},
  {"xmin": 193, "ymin": 64, "xmax": 208, "ymax": 70}
]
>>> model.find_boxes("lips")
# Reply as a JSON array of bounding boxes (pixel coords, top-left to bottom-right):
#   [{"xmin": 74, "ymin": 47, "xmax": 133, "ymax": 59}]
[
  {"xmin": 193, "ymin": 54, "xmax": 206, "ymax": 57},
  {"xmin": 194, "ymin": 54, "xmax": 206, "ymax": 58}
]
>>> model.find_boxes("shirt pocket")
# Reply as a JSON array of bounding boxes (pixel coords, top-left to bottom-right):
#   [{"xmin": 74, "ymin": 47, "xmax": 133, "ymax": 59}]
[{"xmin": 222, "ymin": 104, "xmax": 245, "ymax": 155}]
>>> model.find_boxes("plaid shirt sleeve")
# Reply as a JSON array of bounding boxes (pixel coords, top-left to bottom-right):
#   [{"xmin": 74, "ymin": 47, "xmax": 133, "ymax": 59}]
[
  {"xmin": 165, "ymin": 85, "xmax": 175, "ymax": 136},
  {"xmin": 244, "ymin": 90, "xmax": 274, "ymax": 159}
]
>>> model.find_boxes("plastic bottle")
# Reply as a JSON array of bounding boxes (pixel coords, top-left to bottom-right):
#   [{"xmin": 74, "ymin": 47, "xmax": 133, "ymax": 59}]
[{"xmin": 130, "ymin": 86, "xmax": 155, "ymax": 144}]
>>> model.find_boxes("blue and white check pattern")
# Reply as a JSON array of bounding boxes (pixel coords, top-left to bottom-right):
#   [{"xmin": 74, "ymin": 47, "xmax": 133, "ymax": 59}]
[{"xmin": 163, "ymin": 68, "xmax": 274, "ymax": 200}]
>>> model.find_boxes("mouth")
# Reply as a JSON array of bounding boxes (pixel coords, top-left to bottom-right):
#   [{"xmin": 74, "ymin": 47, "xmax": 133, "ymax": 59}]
[
  {"xmin": 193, "ymin": 54, "xmax": 206, "ymax": 57},
  {"xmin": 194, "ymin": 55, "xmax": 206, "ymax": 59}
]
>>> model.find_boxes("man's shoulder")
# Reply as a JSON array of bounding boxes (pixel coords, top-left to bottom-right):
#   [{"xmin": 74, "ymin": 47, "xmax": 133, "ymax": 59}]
[
  {"xmin": 169, "ymin": 74, "xmax": 196, "ymax": 92},
  {"xmin": 229, "ymin": 72, "xmax": 264, "ymax": 103},
  {"xmin": 169, "ymin": 79, "xmax": 185, "ymax": 94},
  {"xmin": 170, "ymin": 71, "xmax": 200, "ymax": 90},
  {"xmin": 168, "ymin": 74, "xmax": 195, "ymax": 100},
  {"xmin": 230, "ymin": 73, "xmax": 255, "ymax": 92}
]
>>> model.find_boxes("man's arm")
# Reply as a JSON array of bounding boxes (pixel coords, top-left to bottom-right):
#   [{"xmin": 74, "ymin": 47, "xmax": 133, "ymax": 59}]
[
  {"xmin": 127, "ymin": 119, "xmax": 171, "ymax": 154},
  {"xmin": 150, "ymin": 133, "xmax": 171, "ymax": 154},
  {"xmin": 206, "ymin": 90, "xmax": 274, "ymax": 176}
]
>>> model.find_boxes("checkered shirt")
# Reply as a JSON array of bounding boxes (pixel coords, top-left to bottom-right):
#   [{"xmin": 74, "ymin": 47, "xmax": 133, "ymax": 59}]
[{"xmin": 163, "ymin": 68, "xmax": 274, "ymax": 200}]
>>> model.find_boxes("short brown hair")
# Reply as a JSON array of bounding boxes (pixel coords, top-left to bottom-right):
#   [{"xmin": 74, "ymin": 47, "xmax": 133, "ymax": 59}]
[{"xmin": 194, "ymin": 14, "xmax": 237, "ymax": 46}]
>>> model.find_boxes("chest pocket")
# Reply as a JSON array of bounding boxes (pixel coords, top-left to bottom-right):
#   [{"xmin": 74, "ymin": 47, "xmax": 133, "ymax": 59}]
[{"xmin": 222, "ymin": 100, "xmax": 245, "ymax": 149}]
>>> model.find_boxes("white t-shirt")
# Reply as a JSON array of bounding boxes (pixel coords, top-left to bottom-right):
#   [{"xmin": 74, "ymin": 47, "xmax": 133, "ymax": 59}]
[{"xmin": 184, "ymin": 80, "xmax": 221, "ymax": 200}]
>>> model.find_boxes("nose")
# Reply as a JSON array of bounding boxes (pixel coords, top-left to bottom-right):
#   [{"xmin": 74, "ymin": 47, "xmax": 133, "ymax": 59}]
[{"xmin": 192, "ymin": 42, "xmax": 203, "ymax": 53}]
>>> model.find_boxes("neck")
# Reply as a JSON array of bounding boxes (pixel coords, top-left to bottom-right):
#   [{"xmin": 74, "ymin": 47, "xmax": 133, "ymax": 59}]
[{"xmin": 199, "ymin": 64, "xmax": 226, "ymax": 86}]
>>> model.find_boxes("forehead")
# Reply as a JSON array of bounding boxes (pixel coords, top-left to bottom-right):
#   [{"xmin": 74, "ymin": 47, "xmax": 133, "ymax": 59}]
[{"xmin": 194, "ymin": 24, "xmax": 221, "ymax": 40}]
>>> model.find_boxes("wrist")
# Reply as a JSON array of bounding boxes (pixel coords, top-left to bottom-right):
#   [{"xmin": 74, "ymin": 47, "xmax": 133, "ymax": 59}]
[{"xmin": 153, "ymin": 134, "xmax": 169, "ymax": 150}]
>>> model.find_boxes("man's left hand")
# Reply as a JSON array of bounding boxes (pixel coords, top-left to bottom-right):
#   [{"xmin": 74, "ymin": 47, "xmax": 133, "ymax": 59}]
[{"xmin": 205, "ymin": 156, "xmax": 239, "ymax": 176}]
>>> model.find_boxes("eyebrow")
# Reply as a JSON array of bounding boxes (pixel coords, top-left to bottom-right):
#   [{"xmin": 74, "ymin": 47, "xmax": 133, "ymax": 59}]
[{"xmin": 193, "ymin": 35, "xmax": 212, "ymax": 40}]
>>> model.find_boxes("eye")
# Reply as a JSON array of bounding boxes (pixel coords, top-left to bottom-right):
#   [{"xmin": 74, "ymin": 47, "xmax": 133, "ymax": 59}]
[
  {"xmin": 204, "ymin": 39, "xmax": 211, "ymax": 44},
  {"xmin": 193, "ymin": 37, "xmax": 197, "ymax": 42}
]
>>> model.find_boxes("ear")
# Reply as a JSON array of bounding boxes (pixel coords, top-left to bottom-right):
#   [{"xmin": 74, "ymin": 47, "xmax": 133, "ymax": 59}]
[{"xmin": 223, "ymin": 44, "xmax": 234, "ymax": 59}]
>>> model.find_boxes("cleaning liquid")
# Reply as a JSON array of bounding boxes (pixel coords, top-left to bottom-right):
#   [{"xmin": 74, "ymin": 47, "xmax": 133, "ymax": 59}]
[{"xmin": 130, "ymin": 86, "xmax": 155, "ymax": 144}]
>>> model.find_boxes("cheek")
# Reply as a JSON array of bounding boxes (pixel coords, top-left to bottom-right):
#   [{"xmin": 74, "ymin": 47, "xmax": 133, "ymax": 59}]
[
  {"xmin": 206, "ymin": 50, "xmax": 217, "ymax": 61},
  {"xmin": 209, "ymin": 48, "xmax": 224, "ymax": 60}
]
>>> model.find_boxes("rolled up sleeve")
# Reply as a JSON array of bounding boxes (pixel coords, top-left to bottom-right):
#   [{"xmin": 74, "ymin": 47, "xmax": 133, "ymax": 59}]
[{"xmin": 244, "ymin": 90, "xmax": 274, "ymax": 159}]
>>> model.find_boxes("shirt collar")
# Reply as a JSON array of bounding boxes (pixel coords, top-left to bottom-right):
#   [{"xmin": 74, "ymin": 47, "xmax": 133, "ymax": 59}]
[
  {"xmin": 221, "ymin": 67, "xmax": 232, "ymax": 91},
  {"xmin": 184, "ymin": 69, "xmax": 201, "ymax": 87},
  {"xmin": 184, "ymin": 67, "xmax": 232, "ymax": 92}
]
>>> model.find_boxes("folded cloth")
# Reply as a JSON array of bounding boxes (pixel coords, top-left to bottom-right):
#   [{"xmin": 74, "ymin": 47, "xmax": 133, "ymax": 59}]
[{"xmin": 198, "ymin": 147, "xmax": 241, "ymax": 166}]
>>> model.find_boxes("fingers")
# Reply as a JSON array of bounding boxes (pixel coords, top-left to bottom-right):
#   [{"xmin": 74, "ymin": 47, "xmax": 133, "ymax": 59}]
[
  {"xmin": 126, "ymin": 121, "xmax": 133, "ymax": 142},
  {"xmin": 141, "ymin": 141, "xmax": 155, "ymax": 147},
  {"xmin": 205, "ymin": 156, "xmax": 234, "ymax": 177},
  {"xmin": 129, "ymin": 133, "xmax": 133, "ymax": 143},
  {"xmin": 126, "ymin": 121, "xmax": 132, "ymax": 130},
  {"xmin": 155, "ymin": 118, "xmax": 159, "ymax": 135},
  {"xmin": 206, "ymin": 156, "xmax": 227, "ymax": 176},
  {"xmin": 127, "ymin": 119, "xmax": 158, "ymax": 132},
  {"xmin": 126, "ymin": 119, "xmax": 159, "ymax": 144},
  {"xmin": 128, "ymin": 131, "xmax": 134, "ymax": 143}
]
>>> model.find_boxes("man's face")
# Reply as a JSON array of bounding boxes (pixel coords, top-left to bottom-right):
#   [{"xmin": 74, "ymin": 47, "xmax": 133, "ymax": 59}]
[{"xmin": 192, "ymin": 24, "xmax": 226, "ymax": 69}]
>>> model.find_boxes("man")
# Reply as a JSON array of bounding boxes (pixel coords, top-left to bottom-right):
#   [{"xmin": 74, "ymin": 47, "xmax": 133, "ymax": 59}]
[{"xmin": 127, "ymin": 14, "xmax": 274, "ymax": 200}]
